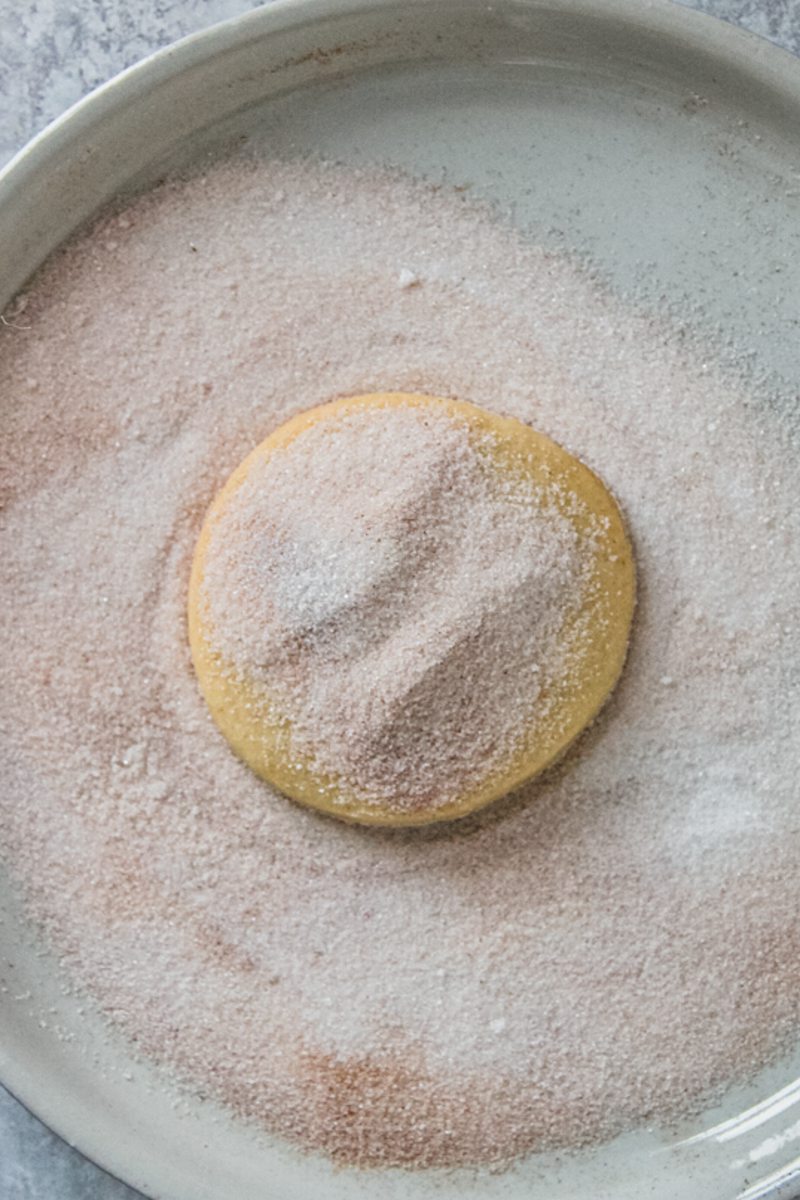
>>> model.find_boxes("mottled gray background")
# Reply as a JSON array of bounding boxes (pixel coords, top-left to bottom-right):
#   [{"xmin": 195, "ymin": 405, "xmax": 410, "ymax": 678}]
[{"xmin": 1, "ymin": 0, "xmax": 799, "ymax": 1196}]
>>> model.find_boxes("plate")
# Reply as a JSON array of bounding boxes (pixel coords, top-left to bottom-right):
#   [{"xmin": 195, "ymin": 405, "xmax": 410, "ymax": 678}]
[{"xmin": 1, "ymin": 2, "xmax": 800, "ymax": 1198}]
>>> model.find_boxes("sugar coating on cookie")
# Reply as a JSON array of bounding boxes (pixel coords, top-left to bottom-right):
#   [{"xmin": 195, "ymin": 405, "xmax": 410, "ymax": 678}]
[{"xmin": 189, "ymin": 392, "xmax": 635, "ymax": 825}]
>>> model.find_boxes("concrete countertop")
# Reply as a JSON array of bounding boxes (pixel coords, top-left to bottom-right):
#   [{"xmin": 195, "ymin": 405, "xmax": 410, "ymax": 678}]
[{"xmin": 1, "ymin": 0, "xmax": 799, "ymax": 1196}]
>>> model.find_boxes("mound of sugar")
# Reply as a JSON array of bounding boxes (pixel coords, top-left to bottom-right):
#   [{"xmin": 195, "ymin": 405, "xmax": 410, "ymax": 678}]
[{"xmin": 202, "ymin": 402, "xmax": 591, "ymax": 811}]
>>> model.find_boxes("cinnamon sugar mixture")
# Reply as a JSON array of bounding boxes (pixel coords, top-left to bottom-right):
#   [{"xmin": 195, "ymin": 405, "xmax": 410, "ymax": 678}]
[
  {"xmin": 202, "ymin": 403, "xmax": 595, "ymax": 811},
  {"xmin": 1, "ymin": 159, "xmax": 799, "ymax": 1169}
]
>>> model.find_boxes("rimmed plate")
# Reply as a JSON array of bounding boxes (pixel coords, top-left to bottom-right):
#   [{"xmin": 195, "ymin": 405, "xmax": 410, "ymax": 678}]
[{"xmin": 2, "ymin": 2, "xmax": 800, "ymax": 1197}]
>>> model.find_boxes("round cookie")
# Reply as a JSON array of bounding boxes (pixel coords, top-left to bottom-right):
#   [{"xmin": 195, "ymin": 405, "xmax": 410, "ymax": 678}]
[{"xmin": 188, "ymin": 393, "xmax": 635, "ymax": 825}]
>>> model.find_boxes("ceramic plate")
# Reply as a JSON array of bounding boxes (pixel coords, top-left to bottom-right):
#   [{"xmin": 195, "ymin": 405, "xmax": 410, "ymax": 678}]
[{"xmin": 1, "ymin": 2, "xmax": 800, "ymax": 1197}]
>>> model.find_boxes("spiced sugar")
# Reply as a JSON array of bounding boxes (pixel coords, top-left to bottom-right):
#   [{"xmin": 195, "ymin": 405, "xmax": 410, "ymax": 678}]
[
  {"xmin": 1, "ymin": 158, "xmax": 799, "ymax": 1169},
  {"xmin": 200, "ymin": 401, "xmax": 599, "ymax": 812}
]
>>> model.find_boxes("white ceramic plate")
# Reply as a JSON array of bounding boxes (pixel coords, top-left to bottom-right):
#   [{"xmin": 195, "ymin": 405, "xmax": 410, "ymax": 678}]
[{"xmin": 2, "ymin": 2, "xmax": 800, "ymax": 1197}]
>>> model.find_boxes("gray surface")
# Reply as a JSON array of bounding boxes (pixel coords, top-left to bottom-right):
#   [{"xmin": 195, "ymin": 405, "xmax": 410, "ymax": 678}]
[{"xmin": 1, "ymin": 0, "xmax": 799, "ymax": 1197}]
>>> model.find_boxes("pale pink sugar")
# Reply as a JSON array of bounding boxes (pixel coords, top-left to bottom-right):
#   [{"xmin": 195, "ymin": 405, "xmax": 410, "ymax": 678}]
[
  {"xmin": 202, "ymin": 403, "xmax": 591, "ymax": 810},
  {"xmin": 0, "ymin": 157, "xmax": 799, "ymax": 1170}
]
